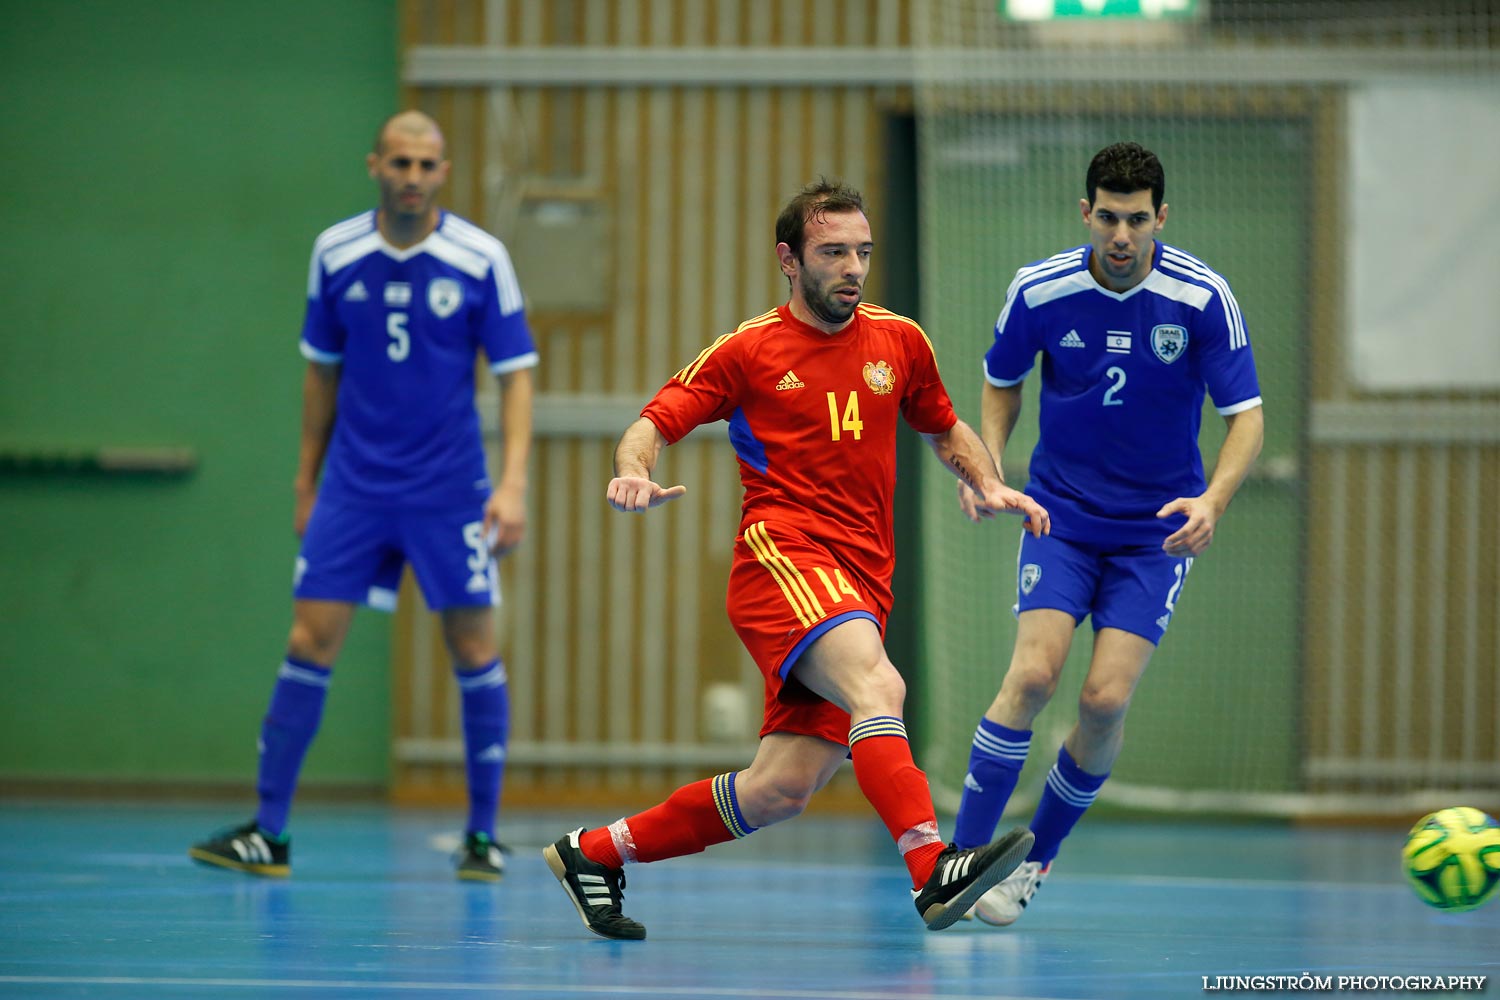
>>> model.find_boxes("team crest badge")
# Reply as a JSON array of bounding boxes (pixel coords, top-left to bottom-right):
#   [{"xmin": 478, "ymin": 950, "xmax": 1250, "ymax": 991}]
[
  {"xmin": 1020, "ymin": 563, "xmax": 1041, "ymax": 595},
  {"xmin": 1151, "ymin": 324, "xmax": 1188, "ymax": 364},
  {"xmin": 862, "ymin": 360, "xmax": 895, "ymax": 396},
  {"xmin": 428, "ymin": 278, "xmax": 463, "ymax": 319}
]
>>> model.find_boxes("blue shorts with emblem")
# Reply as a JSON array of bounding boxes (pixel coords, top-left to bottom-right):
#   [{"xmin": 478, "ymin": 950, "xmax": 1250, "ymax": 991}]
[
  {"xmin": 294, "ymin": 496, "xmax": 499, "ymax": 612},
  {"xmin": 1012, "ymin": 531, "xmax": 1192, "ymax": 645}
]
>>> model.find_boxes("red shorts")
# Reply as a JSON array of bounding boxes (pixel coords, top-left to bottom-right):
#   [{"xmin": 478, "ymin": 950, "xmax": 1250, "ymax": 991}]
[{"xmin": 726, "ymin": 519, "xmax": 890, "ymax": 747}]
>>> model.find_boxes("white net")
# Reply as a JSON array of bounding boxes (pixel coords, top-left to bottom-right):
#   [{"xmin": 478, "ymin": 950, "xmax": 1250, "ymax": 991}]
[{"xmin": 909, "ymin": 0, "xmax": 1500, "ymax": 818}]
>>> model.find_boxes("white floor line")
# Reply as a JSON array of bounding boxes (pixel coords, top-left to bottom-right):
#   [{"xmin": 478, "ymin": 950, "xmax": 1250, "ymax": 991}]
[{"xmin": 0, "ymin": 977, "xmax": 1070, "ymax": 1000}]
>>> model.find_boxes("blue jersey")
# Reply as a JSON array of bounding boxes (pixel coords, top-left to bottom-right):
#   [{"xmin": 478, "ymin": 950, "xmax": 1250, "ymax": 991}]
[
  {"xmin": 984, "ymin": 242, "xmax": 1261, "ymax": 545},
  {"xmin": 300, "ymin": 210, "xmax": 538, "ymax": 507}
]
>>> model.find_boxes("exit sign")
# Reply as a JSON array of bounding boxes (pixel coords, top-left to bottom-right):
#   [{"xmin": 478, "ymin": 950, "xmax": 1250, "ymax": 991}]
[{"xmin": 1001, "ymin": 0, "xmax": 1202, "ymax": 19}]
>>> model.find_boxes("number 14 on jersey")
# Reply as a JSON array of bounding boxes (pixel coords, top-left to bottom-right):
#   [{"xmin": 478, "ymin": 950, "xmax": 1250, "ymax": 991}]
[{"xmin": 827, "ymin": 391, "xmax": 864, "ymax": 441}]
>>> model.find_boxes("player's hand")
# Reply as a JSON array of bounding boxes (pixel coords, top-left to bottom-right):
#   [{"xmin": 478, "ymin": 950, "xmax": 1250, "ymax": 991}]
[
  {"xmin": 293, "ymin": 484, "xmax": 318, "ymax": 538},
  {"xmin": 956, "ymin": 481, "xmax": 991, "ymax": 522},
  {"xmin": 960, "ymin": 480, "xmax": 1051, "ymax": 537},
  {"xmin": 1157, "ymin": 495, "xmax": 1221, "ymax": 557},
  {"xmin": 484, "ymin": 482, "xmax": 527, "ymax": 556},
  {"xmin": 607, "ymin": 476, "xmax": 687, "ymax": 513}
]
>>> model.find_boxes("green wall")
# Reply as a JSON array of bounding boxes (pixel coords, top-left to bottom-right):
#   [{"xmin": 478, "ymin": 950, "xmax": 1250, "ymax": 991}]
[{"xmin": 0, "ymin": 1, "xmax": 399, "ymax": 786}]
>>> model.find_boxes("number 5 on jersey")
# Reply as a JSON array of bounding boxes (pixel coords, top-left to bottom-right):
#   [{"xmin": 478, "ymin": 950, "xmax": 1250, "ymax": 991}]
[
  {"xmin": 827, "ymin": 391, "xmax": 863, "ymax": 441},
  {"xmin": 387, "ymin": 312, "xmax": 410, "ymax": 362}
]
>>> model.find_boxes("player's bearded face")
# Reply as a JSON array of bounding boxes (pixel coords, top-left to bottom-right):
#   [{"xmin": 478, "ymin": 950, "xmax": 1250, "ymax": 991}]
[
  {"xmin": 1084, "ymin": 188, "xmax": 1165, "ymax": 292},
  {"xmin": 369, "ymin": 131, "xmax": 449, "ymax": 221},
  {"xmin": 795, "ymin": 210, "xmax": 873, "ymax": 327}
]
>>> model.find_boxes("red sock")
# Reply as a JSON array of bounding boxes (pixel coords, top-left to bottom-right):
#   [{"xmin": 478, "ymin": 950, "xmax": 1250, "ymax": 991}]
[
  {"xmin": 848, "ymin": 716, "xmax": 944, "ymax": 889},
  {"xmin": 578, "ymin": 826, "xmax": 623, "ymax": 868},
  {"xmin": 579, "ymin": 775, "xmax": 752, "ymax": 867}
]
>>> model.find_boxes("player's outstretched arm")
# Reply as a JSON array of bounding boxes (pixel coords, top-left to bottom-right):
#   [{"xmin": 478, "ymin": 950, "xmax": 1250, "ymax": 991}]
[
  {"xmin": 1158, "ymin": 404, "xmax": 1264, "ymax": 557},
  {"xmin": 608, "ymin": 417, "xmax": 687, "ymax": 513},
  {"xmin": 924, "ymin": 419, "xmax": 1049, "ymax": 536}
]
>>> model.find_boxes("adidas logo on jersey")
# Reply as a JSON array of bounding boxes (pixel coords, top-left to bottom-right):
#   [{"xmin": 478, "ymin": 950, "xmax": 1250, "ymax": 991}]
[
  {"xmin": 1059, "ymin": 330, "xmax": 1085, "ymax": 348},
  {"xmin": 1156, "ymin": 613, "xmax": 1172, "ymax": 631},
  {"xmin": 343, "ymin": 280, "xmax": 369, "ymax": 301},
  {"xmin": 776, "ymin": 370, "xmax": 805, "ymax": 391}
]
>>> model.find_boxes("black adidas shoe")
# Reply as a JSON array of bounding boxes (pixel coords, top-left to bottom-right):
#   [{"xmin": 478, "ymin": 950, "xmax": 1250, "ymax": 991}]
[
  {"xmin": 912, "ymin": 826, "xmax": 1034, "ymax": 930},
  {"xmin": 188, "ymin": 820, "xmax": 291, "ymax": 877},
  {"xmin": 455, "ymin": 830, "xmax": 507, "ymax": 882},
  {"xmin": 542, "ymin": 828, "xmax": 646, "ymax": 940}
]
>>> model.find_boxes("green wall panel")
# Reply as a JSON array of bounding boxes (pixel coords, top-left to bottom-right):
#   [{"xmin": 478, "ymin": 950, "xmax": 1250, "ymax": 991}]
[{"xmin": 0, "ymin": 1, "xmax": 399, "ymax": 785}]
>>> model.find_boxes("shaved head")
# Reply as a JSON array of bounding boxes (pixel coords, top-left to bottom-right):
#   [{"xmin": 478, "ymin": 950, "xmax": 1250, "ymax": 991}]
[
  {"xmin": 374, "ymin": 110, "xmax": 445, "ymax": 156},
  {"xmin": 367, "ymin": 111, "xmax": 450, "ymax": 246}
]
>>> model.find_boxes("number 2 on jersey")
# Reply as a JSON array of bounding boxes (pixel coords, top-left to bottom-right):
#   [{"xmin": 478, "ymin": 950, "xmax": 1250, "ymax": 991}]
[
  {"xmin": 1103, "ymin": 365, "xmax": 1126, "ymax": 407},
  {"xmin": 826, "ymin": 391, "xmax": 864, "ymax": 441}
]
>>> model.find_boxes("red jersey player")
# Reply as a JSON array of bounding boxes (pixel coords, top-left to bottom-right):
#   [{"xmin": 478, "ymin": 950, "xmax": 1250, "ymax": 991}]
[{"xmin": 543, "ymin": 179, "xmax": 1051, "ymax": 939}]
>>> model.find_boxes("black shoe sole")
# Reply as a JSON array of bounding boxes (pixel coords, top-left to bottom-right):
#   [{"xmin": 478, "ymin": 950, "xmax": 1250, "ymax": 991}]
[
  {"xmin": 187, "ymin": 848, "xmax": 290, "ymax": 878},
  {"xmin": 921, "ymin": 828, "xmax": 1034, "ymax": 931},
  {"xmin": 542, "ymin": 842, "xmax": 646, "ymax": 940}
]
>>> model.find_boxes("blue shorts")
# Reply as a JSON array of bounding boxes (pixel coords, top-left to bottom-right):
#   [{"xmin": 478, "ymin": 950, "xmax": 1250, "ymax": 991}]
[
  {"xmin": 294, "ymin": 496, "xmax": 499, "ymax": 612},
  {"xmin": 1012, "ymin": 532, "xmax": 1193, "ymax": 645}
]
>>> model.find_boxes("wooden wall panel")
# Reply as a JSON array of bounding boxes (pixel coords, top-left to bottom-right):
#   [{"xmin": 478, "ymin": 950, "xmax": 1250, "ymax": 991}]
[{"xmin": 1304, "ymin": 443, "xmax": 1500, "ymax": 790}]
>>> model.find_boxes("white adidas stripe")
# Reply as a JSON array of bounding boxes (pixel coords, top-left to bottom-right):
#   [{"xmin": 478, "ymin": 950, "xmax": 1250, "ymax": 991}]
[
  {"xmin": 995, "ymin": 250, "xmax": 1089, "ymax": 338},
  {"xmin": 231, "ymin": 834, "xmax": 271, "ymax": 865},
  {"xmin": 1159, "ymin": 248, "xmax": 1248, "ymax": 350},
  {"xmin": 973, "ymin": 728, "xmax": 1030, "ymax": 761},
  {"xmin": 1046, "ymin": 767, "xmax": 1100, "ymax": 808},
  {"xmin": 940, "ymin": 853, "xmax": 974, "ymax": 885}
]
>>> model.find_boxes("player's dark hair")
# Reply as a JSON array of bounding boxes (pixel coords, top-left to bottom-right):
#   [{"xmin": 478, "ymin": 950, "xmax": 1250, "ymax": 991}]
[
  {"xmin": 1086, "ymin": 142, "xmax": 1165, "ymax": 210},
  {"xmin": 775, "ymin": 178, "xmax": 866, "ymax": 261}
]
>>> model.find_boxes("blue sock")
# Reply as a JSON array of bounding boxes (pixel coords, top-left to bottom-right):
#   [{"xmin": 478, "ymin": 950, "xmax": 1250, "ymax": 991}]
[
  {"xmin": 456, "ymin": 659, "xmax": 510, "ymax": 839},
  {"xmin": 254, "ymin": 657, "xmax": 331, "ymax": 838},
  {"xmin": 953, "ymin": 719, "xmax": 1031, "ymax": 849},
  {"xmin": 1028, "ymin": 745, "xmax": 1108, "ymax": 865}
]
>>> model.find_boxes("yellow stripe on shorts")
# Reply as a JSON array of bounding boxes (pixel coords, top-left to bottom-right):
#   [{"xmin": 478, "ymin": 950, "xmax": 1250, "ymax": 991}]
[{"xmin": 744, "ymin": 521, "xmax": 826, "ymax": 627}]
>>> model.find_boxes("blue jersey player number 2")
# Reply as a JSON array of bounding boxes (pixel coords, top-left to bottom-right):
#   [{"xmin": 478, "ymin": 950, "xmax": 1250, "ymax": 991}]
[{"xmin": 951, "ymin": 142, "xmax": 1266, "ymax": 925}]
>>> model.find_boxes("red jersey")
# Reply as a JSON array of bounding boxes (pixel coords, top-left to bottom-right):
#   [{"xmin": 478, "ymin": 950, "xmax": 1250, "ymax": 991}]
[{"xmin": 642, "ymin": 302, "xmax": 958, "ymax": 598}]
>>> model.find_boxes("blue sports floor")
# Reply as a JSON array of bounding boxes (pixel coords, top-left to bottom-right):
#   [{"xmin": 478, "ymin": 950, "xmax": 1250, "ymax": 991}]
[{"xmin": 1, "ymin": 800, "xmax": 1495, "ymax": 999}]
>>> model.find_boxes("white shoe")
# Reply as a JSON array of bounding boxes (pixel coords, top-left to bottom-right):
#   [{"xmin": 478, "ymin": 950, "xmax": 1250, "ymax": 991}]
[{"xmin": 973, "ymin": 860, "xmax": 1049, "ymax": 926}]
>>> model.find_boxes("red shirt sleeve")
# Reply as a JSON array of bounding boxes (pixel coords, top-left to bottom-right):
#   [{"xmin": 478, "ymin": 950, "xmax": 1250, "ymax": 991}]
[
  {"xmin": 640, "ymin": 333, "xmax": 743, "ymax": 444},
  {"xmin": 899, "ymin": 324, "xmax": 958, "ymax": 436}
]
